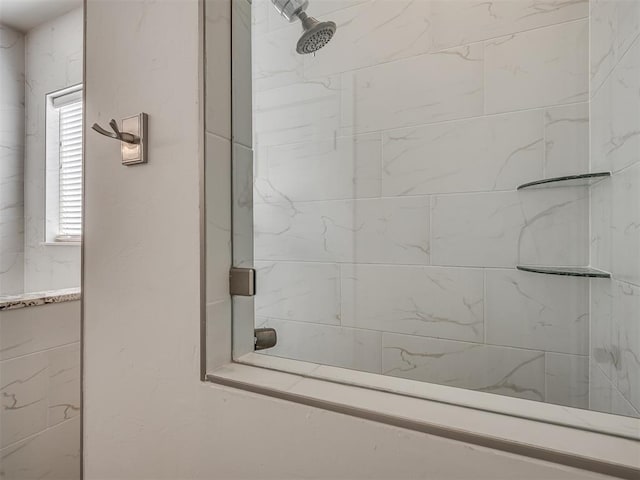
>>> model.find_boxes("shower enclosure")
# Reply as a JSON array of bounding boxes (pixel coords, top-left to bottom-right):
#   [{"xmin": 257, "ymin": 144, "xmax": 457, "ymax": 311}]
[{"xmin": 206, "ymin": 0, "xmax": 640, "ymax": 438}]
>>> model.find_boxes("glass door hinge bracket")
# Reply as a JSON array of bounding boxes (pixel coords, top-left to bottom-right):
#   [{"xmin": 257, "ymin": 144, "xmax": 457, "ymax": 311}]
[{"xmin": 229, "ymin": 268, "xmax": 256, "ymax": 296}]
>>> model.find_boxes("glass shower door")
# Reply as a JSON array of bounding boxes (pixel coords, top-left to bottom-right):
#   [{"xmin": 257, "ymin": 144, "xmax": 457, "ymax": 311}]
[{"xmin": 220, "ymin": 0, "xmax": 640, "ymax": 431}]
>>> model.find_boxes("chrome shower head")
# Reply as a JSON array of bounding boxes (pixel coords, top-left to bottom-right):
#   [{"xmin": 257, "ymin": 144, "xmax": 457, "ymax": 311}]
[
  {"xmin": 296, "ymin": 11, "xmax": 336, "ymax": 55},
  {"xmin": 270, "ymin": 0, "xmax": 337, "ymax": 55}
]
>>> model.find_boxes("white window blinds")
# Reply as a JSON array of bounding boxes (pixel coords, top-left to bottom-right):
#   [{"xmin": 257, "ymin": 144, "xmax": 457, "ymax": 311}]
[{"xmin": 57, "ymin": 100, "xmax": 83, "ymax": 241}]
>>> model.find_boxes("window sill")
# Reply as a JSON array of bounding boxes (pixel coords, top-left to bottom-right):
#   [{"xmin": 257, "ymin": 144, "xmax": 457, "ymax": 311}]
[
  {"xmin": 41, "ymin": 241, "xmax": 82, "ymax": 246},
  {"xmin": 207, "ymin": 356, "xmax": 640, "ymax": 479}
]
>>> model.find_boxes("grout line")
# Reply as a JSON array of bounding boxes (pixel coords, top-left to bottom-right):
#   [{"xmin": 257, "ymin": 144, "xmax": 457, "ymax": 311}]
[
  {"xmin": 378, "ymin": 328, "xmax": 384, "ymax": 375},
  {"xmin": 483, "ymin": 268, "xmax": 487, "ymax": 345},
  {"xmin": 0, "ymin": 416, "xmax": 79, "ymax": 453},
  {"xmin": 543, "ymin": 351, "xmax": 548, "ymax": 403},
  {"xmin": 258, "ymin": 314, "xmax": 589, "ymax": 358},
  {"xmin": 378, "ymin": 130, "xmax": 384, "ymax": 198},
  {"xmin": 590, "ymin": 30, "xmax": 640, "ymax": 100},
  {"xmin": 338, "ymin": 263, "xmax": 343, "ymax": 327},
  {"xmin": 254, "ymin": 15, "xmax": 589, "ymax": 93},
  {"xmin": 251, "ymin": 260, "xmax": 597, "ymax": 272},
  {"xmin": 0, "ymin": 340, "xmax": 81, "ymax": 364},
  {"xmin": 542, "ymin": 106, "xmax": 548, "ymax": 178},
  {"xmin": 255, "ymin": 101, "xmax": 590, "ymax": 151},
  {"xmin": 254, "ymin": 189, "xmax": 518, "ymax": 206}
]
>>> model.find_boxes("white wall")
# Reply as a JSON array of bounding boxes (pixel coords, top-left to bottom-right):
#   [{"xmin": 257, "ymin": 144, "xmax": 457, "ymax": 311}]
[
  {"xmin": 0, "ymin": 24, "xmax": 25, "ymax": 296},
  {"xmin": 589, "ymin": 0, "xmax": 640, "ymax": 418},
  {"xmin": 83, "ymin": 0, "xmax": 613, "ymax": 478},
  {"xmin": 0, "ymin": 301, "xmax": 81, "ymax": 479},
  {"xmin": 251, "ymin": 0, "xmax": 591, "ymax": 409},
  {"xmin": 23, "ymin": 7, "xmax": 83, "ymax": 293}
]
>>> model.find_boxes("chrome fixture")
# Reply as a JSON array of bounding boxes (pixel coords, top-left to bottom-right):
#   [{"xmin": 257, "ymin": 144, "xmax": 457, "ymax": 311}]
[
  {"xmin": 92, "ymin": 113, "xmax": 148, "ymax": 166},
  {"xmin": 270, "ymin": 0, "xmax": 337, "ymax": 55}
]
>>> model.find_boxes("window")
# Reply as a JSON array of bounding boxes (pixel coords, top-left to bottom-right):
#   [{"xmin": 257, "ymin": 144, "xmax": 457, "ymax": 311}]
[{"xmin": 45, "ymin": 85, "xmax": 83, "ymax": 242}]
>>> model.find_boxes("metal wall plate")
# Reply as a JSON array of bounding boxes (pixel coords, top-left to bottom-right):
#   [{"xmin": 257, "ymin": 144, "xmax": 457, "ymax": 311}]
[{"xmin": 121, "ymin": 113, "xmax": 148, "ymax": 166}]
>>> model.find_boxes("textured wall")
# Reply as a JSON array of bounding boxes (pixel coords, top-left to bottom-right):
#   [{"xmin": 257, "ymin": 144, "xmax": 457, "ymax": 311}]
[{"xmin": 252, "ymin": 0, "xmax": 592, "ymax": 409}]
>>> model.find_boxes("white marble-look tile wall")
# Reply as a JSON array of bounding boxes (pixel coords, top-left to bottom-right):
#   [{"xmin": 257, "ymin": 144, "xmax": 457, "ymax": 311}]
[
  {"xmin": 590, "ymin": 0, "xmax": 640, "ymax": 96},
  {"xmin": 382, "ymin": 110, "xmax": 544, "ymax": 196},
  {"xmin": 431, "ymin": 189, "xmax": 589, "ymax": 268},
  {"xmin": 23, "ymin": 8, "xmax": 83, "ymax": 293},
  {"xmin": 341, "ymin": 265, "xmax": 484, "ymax": 343},
  {"xmin": 257, "ymin": 317, "xmax": 383, "ymax": 374},
  {"xmin": 251, "ymin": 0, "xmax": 599, "ymax": 409},
  {"xmin": 382, "ymin": 333, "xmax": 546, "ymax": 402},
  {"xmin": 0, "ymin": 300, "xmax": 81, "ymax": 478},
  {"xmin": 0, "ymin": 25, "xmax": 25, "ymax": 296},
  {"xmin": 484, "ymin": 19, "xmax": 588, "ymax": 114},
  {"xmin": 485, "ymin": 270, "xmax": 589, "ymax": 355},
  {"xmin": 589, "ymin": 6, "xmax": 640, "ymax": 419}
]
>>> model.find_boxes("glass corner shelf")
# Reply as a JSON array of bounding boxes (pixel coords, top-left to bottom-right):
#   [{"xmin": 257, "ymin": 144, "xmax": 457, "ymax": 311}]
[
  {"xmin": 516, "ymin": 265, "xmax": 611, "ymax": 278},
  {"xmin": 517, "ymin": 172, "xmax": 611, "ymax": 190}
]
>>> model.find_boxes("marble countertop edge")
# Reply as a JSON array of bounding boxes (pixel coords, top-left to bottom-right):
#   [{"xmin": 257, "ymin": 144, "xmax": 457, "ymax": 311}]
[{"xmin": 0, "ymin": 287, "xmax": 81, "ymax": 311}]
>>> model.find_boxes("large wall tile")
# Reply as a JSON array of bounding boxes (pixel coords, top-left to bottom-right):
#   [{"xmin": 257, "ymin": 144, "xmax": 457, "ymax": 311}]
[
  {"xmin": 0, "ymin": 353, "xmax": 48, "ymax": 448},
  {"xmin": 0, "ymin": 301, "xmax": 80, "ymax": 361},
  {"xmin": 205, "ymin": 0, "xmax": 231, "ymax": 139},
  {"xmin": 232, "ymin": 144, "xmax": 253, "ymax": 268},
  {"xmin": 485, "ymin": 270, "xmax": 588, "ymax": 355},
  {"xmin": 257, "ymin": 317, "xmax": 382, "ymax": 373},
  {"xmin": 301, "ymin": 1, "xmax": 433, "ymax": 79},
  {"xmin": 382, "ymin": 333, "xmax": 545, "ymax": 401},
  {"xmin": 251, "ymin": 0, "xmax": 269, "ymax": 36},
  {"xmin": 382, "ymin": 110, "xmax": 543, "ymax": 196},
  {"xmin": 233, "ymin": 0, "xmax": 253, "ymax": 148},
  {"xmin": 590, "ymin": 37, "xmax": 640, "ymax": 173},
  {"xmin": 611, "ymin": 163, "xmax": 640, "ymax": 286},
  {"xmin": 589, "ymin": 179, "xmax": 612, "ymax": 272},
  {"xmin": 590, "ymin": 279, "xmax": 640, "ymax": 414},
  {"xmin": 485, "ymin": 20, "xmax": 588, "ymax": 113},
  {"xmin": 611, "ymin": 280, "xmax": 640, "ymax": 412},
  {"xmin": 590, "ymin": 279, "xmax": 615, "ymax": 381},
  {"xmin": 47, "ymin": 343, "xmax": 81, "ymax": 427},
  {"xmin": 589, "ymin": 362, "xmax": 639, "ymax": 418},
  {"xmin": 544, "ymin": 103, "xmax": 589, "ymax": 178},
  {"xmin": 431, "ymin": 189, "xmax": 588, "ymax": 268},
  {"xmin": 255, "ymin": 197, "xmax": 430, "ymax": 264},
  {"xmin": 517, "ymin": 188, "xmax": 589, "ymax": 267},
  {"xmin": 255, "ymin": 261, "xmax": 341, "ymax": 325},
  {"xmin": 545, "ymin": 353, "xmax": 588, "ymax": 409},
  {"xmin": 253, "ymin": 22, "xmax": 304, "ymax": 91},
  {"xmin": 590, "ymin": 0, "xmax": 640, "ymax": 95},
  {"xmin": 263, "ymin": 134, "xmax": 381, "ymax": 202},
  {"xmin": 206, "ymin": 299, "xmax": 232, "ymax": 371},
  {"xmin": 254, "ymin": 75, "xmax": 341, "ymax": 147},
  {"xmin": 206, "ymin": 133, "xmax": 232, "ymax": 305},
  {"xmin": 352, "ymin": 45, "xmax": 484, "ymax": 133},
  {"xmin": 0, "ymin": 417, "xmax": 80, "ymax": 480},
  {"xmin": 428, "ymin": 0, "xmax": 588, "ymax": 51},
  {"xmin": 341, "ymin": 265, "xmax": 483, "ymax": 342}
]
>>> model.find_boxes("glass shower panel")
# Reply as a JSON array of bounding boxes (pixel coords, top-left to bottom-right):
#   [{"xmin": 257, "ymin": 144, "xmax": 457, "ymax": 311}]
[{"xmin": 231, "ymin": 0, "xmax": 640, "ymax": 420}]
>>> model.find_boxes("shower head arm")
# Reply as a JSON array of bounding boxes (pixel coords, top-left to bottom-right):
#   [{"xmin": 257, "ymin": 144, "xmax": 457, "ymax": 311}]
[{"xmin": 270, "ymin": 0, "xmax": 309, "ymax": 22}]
